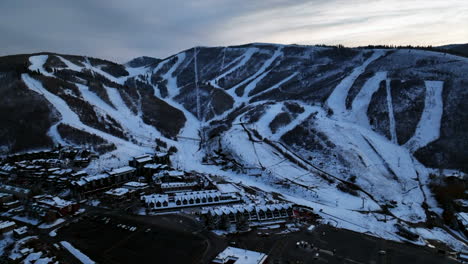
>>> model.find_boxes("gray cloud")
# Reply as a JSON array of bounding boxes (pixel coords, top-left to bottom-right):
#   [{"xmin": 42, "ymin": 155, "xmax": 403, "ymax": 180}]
[{"xmin": 0, "ymin": 0, "xmax": 467, "ymax": 63}]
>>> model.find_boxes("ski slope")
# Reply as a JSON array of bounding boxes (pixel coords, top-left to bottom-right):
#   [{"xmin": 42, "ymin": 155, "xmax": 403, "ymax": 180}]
[
  {"xmin": 404, "ymin": 81, "xmax": 444, "ymax": 152},
  {"xmin": 326, "ymin": 50, "xmax": 386, "ymax": 117}
]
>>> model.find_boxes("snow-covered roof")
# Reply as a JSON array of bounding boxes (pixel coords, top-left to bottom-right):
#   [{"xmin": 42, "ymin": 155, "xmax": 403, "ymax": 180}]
[
  {"xmin": 134, "ymin": 154, "xmax": 152, "ymax": 160},
  {"xmin": 174, "ymin": 190, "xmax": 219, "ymax": 199},
  {"xmin": 105, "ymin": 188, "xmax": 131, "ymax": 197},
  {"xmin": 135, "ymin": 156, "xmax": 152, "ymax": 163},
  {"xmin": 216, "ymin": 183, "xmax": 240, "ymax": 194},
  {"xmin": 212, "ymin": 247, "xmax": 268, "ymax": 264},
  {"xmin": 0, "ymin": 164, "xmax": 15, "ymax": 172},
  {"xmin": 455, "ymin": 199, "xmax": 468, "ymax": 207},
  {"xmin": 168, "ymin": 171, "xmax": 184, "ymax": 177},
  {"xmin": 108, "ymin": 166, "xmax": 136, "ymax": 175},
  {"xmin": 144, "ymin": 163, "xmax": 162, "ymax": 169},
  {"xmin": 0, "ymin": 220, "xmax": 16, "ymax": 230},
  {"xmin": 71, "ymin": 170, "xmax": 87, "ymax": 177},
  {"xmin": 74, "ymin": 173, "xmax": 109, "ymax": 186},
  {"xmin": 208, "ymin": 203, "xmax": 293, "ymax": 216},
  {"xmin": 37, "ymin": 195, "xmax": 75, "ymax": 209},
  {"xmin": 155, "ymin": 152, "xmax": 168, "ymax": 157},
  {"xmin": 141, "ymin": 194, "xmax": 169, "ymax": 204},
  {"xmin": 123, "ymin": 181, "xmax": 148, "ymax": 188},
  {"xmin": 457, "ymin": 212, "xmax": 468, "ymax": 228},
  {"xmin": 0, "ymin": 184, "xmax": 31, "ymax": 194},
  {"xmin": 0, "ymin": 192, "xmax": 13, "ymax": 198},
  {"xmin": 13, "ymin": 226, "xmax": 28, "ymax": 235},
  {"xmin": 161, "ymin": 182, "xmax": 197, "ymax": 189}
]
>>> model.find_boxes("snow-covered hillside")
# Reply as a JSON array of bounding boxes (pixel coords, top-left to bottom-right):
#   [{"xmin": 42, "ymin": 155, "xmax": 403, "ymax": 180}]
[{"xmin": 0, "ymin": 44, "xmax": 467, "ymax": 251}]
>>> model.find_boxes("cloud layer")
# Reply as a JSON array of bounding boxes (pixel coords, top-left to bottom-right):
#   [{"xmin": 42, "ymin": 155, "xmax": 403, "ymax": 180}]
[{"xmin": 1, "ymin": 0, "xmax": 467, "ymax": 62}]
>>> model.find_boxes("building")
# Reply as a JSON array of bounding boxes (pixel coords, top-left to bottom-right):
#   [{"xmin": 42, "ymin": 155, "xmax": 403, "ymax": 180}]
[
  {"xmin": 456, "ymin": 212, "xmax": 468, "ymax": 236},
  {"xmin": 142, "ymin": 194, "xmax": 169, "ymax": 208},
  {"xmin": 107, "ymin": 166, "xmax": 137, "ymax": 182},
  {"xmin": 33, "ymin": 195, "xmax": 80, "ymax": 221},
  {"xmin": 103, "ymin": 187, "xmax": 136, "ymax": 202},
  {"xmin": 129, "ymin": 154, "xmax": 154, "ymax": 175},
  {"xmin": 142, "ymin": 163, "xmax": 168, "ymax": 179},
  {"xmin": 0, "ymin": 192, "xmax": 14, "ymax": 204},
  {"xmin": 212, "ymin": 247, "xmax": 268, "ymax": 264},
  {"xmin": 13, "ymin": 226, "xmax": 28, "ymax": 238},
  {"xmin": 71, "ymin": 166, "xmax": 136, "ymax": 195},
  {"xmin": 71, "ymin": 170, "xmax": 88, "ymax": 179},
  {"xmin": 0, "ymin": 164, "xmax": 15, "ymax": 177},
  {"xmin": 142, "ymin": 190, "xmax": 240, "ymax": 210},
  {"xmin": 123, "ymin": 181, "xmax": 149, "ymax": 192},
  {"xmin": 2, "ymin": 200, "xmax": 21, "ymax": 210},
  {"xmin": 0, "ymin": 184, "xmax": 31, "ymax": 199},
  {"xmin": 159, "ymin": 182, "xmax": 198, "ymax": 193},
  {"xmin": 203, "ymin": 203, "xmax": 294, "ymax": 228},
  {"xmin": 153, "ymin": 152, "xmax": 170, "ymax": 165},
  {"xmin": 0, "ymin": 220, "xmax": 16, "ymax": 233},
  {"xmin": 153, "ymin": 170, "xmax": 185, "ymax": 183},
  {"xmin": 454, "ymin": 199, "xmax": 468, "ymax": 211}
]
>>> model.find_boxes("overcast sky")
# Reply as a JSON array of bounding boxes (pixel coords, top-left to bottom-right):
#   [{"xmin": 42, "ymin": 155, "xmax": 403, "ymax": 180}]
[{"xmin": 1, "ymin": 0, "xmax": 467, "ymax": 63}]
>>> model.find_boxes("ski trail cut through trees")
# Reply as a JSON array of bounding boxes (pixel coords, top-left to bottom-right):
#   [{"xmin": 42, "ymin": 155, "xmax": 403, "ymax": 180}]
[
  {"xmin": 326, "ymin": 50, "xmax": 386, "ymax": 118},
  {"xmin": 404, "ymin": 81, "xmax": 444, "ymax": 152}
]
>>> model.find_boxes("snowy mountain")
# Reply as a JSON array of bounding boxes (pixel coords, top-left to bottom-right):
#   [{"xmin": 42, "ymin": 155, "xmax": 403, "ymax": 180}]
[{"xmin": 0, "ymin": 44, "xmax": 467, "ymax": 250}]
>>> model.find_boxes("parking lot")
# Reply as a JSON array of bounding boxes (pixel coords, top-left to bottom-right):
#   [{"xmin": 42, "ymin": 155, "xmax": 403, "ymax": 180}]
[
  {"xmin": 57, "ymin": 212, "xmax": 226, "ymax": 264},
  {"xmin": 228, "ymin": 225, "xmax": 459, "ymax": 264},
  {"xmin": 55, "ymin": 209, "xmax": 459, "ymax": 264}
]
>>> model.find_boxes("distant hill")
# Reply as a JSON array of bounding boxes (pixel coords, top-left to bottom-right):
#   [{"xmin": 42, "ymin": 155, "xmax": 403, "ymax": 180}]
[{"xmin": 437, "ymin": 43, "xmax": 468, "ymax": 57}]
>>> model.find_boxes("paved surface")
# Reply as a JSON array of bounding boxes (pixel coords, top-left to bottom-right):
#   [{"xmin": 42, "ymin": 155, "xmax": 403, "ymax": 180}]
[{"xmin": 17, "ymin": 205, "xmax": 458, "ymax": 264}]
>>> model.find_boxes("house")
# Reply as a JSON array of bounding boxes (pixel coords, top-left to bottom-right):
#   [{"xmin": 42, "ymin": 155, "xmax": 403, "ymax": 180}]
[
  {"xmin": 13, "ymin": 226, "xmax": 28, "ymax": 238},
  {"xmin": 211, "ymin": 247, "xmax": 268, "ymax": 264},
  {"xmin": 0, "ymin": 220, "xmax": 16, "ymax": 233}
]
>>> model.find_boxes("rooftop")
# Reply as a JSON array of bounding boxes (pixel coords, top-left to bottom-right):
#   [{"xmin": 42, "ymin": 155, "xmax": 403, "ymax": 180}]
[
  {"xmin": 212, "ymin": 247, "xmax": 268, "ymax": 264},
  {"xmin": 217, "ymin": 183, "xmax": 240, "ymax": 194},
  {"xmin": 0, "ymin": 220, "xmax": 16, "ymax": 229},
  {"xmin": 123, "ymin": 181, "xmax": 148, "ymax": 188},
  {"xmin": 37, "ymin": 195, "xmax": 75, "ymax": 208},
  {"xmin": 109, "ymin": 166, "xmax": 136, "ymax": 175},
  {"xmin": 105, "ymin": 188, "xmax": 131, "ymax": 197}
]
